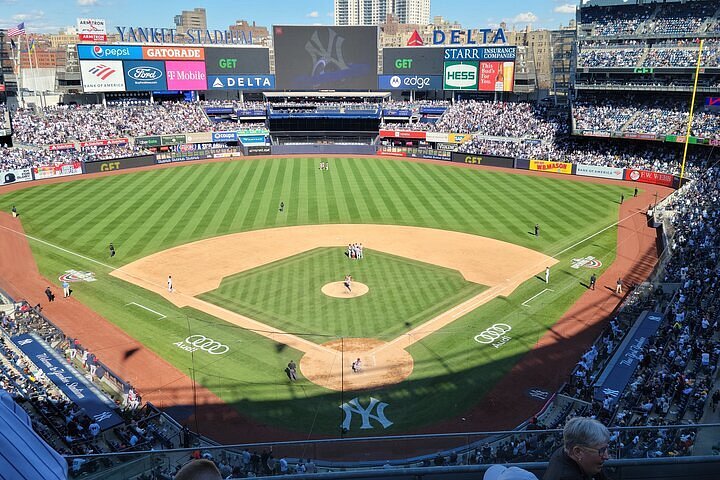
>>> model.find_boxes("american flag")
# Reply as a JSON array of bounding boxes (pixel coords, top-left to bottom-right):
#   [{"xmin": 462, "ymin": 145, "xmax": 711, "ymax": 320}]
[{"xmin": 7, "ymin": 22, "xmax": 25, "ymax": 37}]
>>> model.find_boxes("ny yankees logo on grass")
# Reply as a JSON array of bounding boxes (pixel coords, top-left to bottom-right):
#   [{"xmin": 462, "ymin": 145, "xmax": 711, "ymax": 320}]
[{"xmin": 340, "ymin": 397, "xmax": 393, "ymax": 430}]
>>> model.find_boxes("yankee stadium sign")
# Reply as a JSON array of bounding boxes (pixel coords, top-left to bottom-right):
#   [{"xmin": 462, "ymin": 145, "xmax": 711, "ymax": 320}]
[{"xmin": 116, "ymin": 26, "xmax": 254, "ymax": 45}]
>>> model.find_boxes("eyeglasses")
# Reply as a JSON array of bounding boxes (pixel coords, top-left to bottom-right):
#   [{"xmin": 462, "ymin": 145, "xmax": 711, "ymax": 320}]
[{"xmin": 580, "ymin": 445, "xmax": 610, "ymax": 457}]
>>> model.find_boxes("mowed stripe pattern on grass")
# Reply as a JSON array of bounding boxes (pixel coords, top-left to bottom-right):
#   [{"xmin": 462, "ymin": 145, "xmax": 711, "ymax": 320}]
[
  {"xmin": 6, "ymin": 158, "xmax": 623, "ymax": 264},
  {"xmin": 199, "ymin": 248, "xmax": 487, "ymax": 341}
]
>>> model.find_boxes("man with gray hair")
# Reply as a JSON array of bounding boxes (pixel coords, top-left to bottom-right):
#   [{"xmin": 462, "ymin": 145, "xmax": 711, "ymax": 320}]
[{"xmin": 544, "ymin": 417, "xmax": 611, "ymax": 480}]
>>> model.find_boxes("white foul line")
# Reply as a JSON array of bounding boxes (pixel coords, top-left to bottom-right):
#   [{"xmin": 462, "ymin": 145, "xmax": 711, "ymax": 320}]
[
  {"xmin": 522, "ymin": 288, "xmax": 554, "ymax": 307},
  {"xmin": 125, "ymin": 302, "xmax": 166, "ymax": 319}
]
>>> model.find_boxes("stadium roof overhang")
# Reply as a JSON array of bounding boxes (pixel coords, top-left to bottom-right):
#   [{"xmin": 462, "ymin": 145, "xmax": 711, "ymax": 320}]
[{"xmin": 264, "ymin": 91, "xmax": 391, "ymax": 100}]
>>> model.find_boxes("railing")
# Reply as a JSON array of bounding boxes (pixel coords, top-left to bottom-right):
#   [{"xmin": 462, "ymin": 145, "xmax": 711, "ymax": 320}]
[{"xmin": 64, "ymin": 423, "xmax": 720, "ymax": 479}]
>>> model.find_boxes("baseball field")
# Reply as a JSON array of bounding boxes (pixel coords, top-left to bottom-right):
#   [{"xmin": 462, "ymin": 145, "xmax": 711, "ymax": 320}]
[{"xmin": 0, "ymin": 156, "xmax": 656, "ymax": 440}]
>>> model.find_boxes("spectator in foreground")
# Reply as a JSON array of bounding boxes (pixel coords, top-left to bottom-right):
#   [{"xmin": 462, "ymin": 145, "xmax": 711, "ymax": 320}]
[
  {"xmin": 174, "ymin": 458, "xmax": 222, "ymax": 480},
  {"xmin": 485, "ymin": 464, "xmax": 539, "ymax": 480},
  {"xmin": 544, "ymin": 417, "xmax": 611, "ymax": 480}
]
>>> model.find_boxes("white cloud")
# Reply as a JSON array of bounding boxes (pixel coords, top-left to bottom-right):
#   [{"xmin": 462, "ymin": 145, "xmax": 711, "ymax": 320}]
[
  {"xmin": 77, "ymin": 0, "xmax": 99, "ymax": 5},
  {"xmin": 11, "ymin": 10, "xmax": 44, "ymax": 22},
  {"xmin": 554, "ymin": 4, "xmax": 577, "ymax": 14},
  {"xmin": 512, "ymin": 12, "xmax": 538, "ymax": 23},
  {"xmin": 306, "ymin": 11, "xmax": 319, "ymax": 18}
]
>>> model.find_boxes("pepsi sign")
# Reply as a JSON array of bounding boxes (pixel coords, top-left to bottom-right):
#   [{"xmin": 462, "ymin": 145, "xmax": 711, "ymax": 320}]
[
  {"xmin": 77, "ymin": 44, "xmax": 143, "ymax": 60},
  {"xmin": 378, "ymin": 75, "xmax": 442, "ymax": 90},
  {"xmin": 123, "ymin": 61, "xmax": 166, "ymax": 91}
]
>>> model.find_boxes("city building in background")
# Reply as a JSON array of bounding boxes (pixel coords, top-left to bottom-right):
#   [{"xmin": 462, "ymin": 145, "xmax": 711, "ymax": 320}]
[
  {"xmin": 335, "ymin": 0, "xmax": 430, "ymax": 26},
  {"xmin": 174, "ymin": 7, "xmax": 207, "ymax": 36}
]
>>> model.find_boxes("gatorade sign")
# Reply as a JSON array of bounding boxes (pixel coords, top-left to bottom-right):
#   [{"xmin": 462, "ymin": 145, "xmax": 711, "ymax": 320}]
[{"xmin": 443, "ymin": 61, "xmax": 477, "ymax": 90}]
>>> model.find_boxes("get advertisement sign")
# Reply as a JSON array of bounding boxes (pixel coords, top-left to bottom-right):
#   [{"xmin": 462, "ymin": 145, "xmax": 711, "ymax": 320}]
[{"xmin": 529, "ymin": 160, "xmax": 573, "ymax": 175}]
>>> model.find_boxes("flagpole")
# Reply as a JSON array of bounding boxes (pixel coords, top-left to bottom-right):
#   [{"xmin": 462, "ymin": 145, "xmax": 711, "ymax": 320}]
[
  {"xmin": 31, "ymin": 39, "xmax": 44, "ymax": 108},
  {"xmin": 12, "ymin": 38, "xmax": 24, "ymax": 108},
  {"xmin": 24, "ymin": 34, "xmax": 41, "ymax": 107}
]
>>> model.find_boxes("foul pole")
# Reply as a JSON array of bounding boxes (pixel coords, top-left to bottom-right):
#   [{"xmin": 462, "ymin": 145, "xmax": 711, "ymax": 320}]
[{"xmin": 679, "ymin": 39, "xmax": 704, "ymax": 187}]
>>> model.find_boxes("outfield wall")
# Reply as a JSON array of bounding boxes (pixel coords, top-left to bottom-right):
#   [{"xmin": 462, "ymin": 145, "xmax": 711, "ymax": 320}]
[{"xmin": 1, "ymin": 146, "xmax": 681, "ymax": 189}]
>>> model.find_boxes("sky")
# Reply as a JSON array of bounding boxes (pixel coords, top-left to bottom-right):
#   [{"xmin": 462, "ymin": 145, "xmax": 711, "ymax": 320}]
[{"xmin": 0, "ymin": 0, "xmax": 579, "ymax": 35}]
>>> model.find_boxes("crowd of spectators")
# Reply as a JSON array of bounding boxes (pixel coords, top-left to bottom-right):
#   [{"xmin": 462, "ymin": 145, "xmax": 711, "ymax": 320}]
[
  {"xmin": 555, "ymin": 166, "xmax": 720, "ymax": 459},
  {"xmin": 11, "ymin": 103, "xmax": 214, "ymax": 146},
  {"xmin": 384, "ymin": 101, "xmax": 564, "ymax": 138},
  {"xmin": 644, "ymin": 1, "xmax": 717, "ymax": 35},
  {"xmin": 0, "ymin": 301, "xmax": 178, "ymax": 477},
  {"xmin": 458, "ymin": 136, "xmax": 712, "ymax": 177},
  {"xmin": 573, "ymin": 97, "xmax": 720, "ymax": 140},
  {"xmin": 578, "ymin": 39, "xmax": 719, "ymax": 69},
  {"xmin": 580, "ymin": 3, "xmax": 654, "ymax": 35}
]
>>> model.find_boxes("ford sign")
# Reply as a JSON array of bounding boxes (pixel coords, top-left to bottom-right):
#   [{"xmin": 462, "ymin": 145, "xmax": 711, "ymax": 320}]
[{"xmin": 128, "ymin": 66, "xmax": 162, "ymax": 81}]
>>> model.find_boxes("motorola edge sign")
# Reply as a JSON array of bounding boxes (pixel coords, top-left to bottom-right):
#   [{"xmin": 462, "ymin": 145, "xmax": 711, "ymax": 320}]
[{"xmin": 378, "ymin": 75, "xmax": 442, "ymax": 90}]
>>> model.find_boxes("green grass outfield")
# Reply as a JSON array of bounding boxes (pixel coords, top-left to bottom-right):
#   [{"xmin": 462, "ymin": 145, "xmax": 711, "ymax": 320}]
[{"xmin": 0, "ymin": 157, "xmax": 631, "ymax": 435}]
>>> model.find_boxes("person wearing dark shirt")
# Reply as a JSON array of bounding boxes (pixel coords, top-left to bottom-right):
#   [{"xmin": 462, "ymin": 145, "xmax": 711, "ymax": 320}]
[{"xmin": 544, "ymin": 417, "xmax": 611, "ymax": 480}]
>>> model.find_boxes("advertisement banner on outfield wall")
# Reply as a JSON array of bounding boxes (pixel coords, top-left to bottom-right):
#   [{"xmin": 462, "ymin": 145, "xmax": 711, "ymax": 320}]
[
  {"xmin": 136, "ymin": 136, "xmax": 161, "ymax": 147},
  {"xmin": 185, "ymin": 132, "xmax": 213, "ymax": 144},
  {"xmin": 450, "ymin": 152, "xmax": 514, "ymax": 168},
  {"xmin": 246, "ymin": 146, "xmax": 271, "ymax": 156},
  {"xmin": 425, "ymin": 132, "xmax": 449, "ymax": 143},
  {"xmin": 1, "ymin": 167, "xmax": 34, "ymax": 185},
  {"xmin": 211, "ymin": 131, "xmax": 238, "ymax": 143},
  {"xmin": 624, "ymin": 169, "xmax": 674, "ymax": 187},
  {"xmin": 576, "ymin": 164, "xmax": 624, "ymax": 180},
  {"xmin": 33, "ymin": 162, "xmax": 83, "ymax": 180},
  {"xmin": 161, "ymin": 135, "xmax": 187, "ymax": 146},
  {"xmin": 529, "ymin": 159, "xmax": 573, "ymax": 175},
  {"xmin": 84, "ymin": 155, "xmax": 156, "ymax": 173},
  {"xmin": 378, "ymin": 129, "xmax": 427, "ymax": 140},
  {"xmin": 448, "ymin": 133, "xmax": 472, "ymax": 144}
]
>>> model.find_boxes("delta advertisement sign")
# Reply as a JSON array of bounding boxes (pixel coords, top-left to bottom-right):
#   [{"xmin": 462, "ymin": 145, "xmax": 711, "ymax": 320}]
[
  {"xmin": 431, "ymin": 27, "xmax": 508, "ymax": 45},
  {"xmin": 207, "ymin": 75, "xmax": 275, "ymax": 90}
]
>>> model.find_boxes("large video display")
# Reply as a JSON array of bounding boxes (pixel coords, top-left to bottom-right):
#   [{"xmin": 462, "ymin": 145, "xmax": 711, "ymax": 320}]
[
  {"xmin": 382, "ymin": 47, "xmax": 444, "ymax": 75},
  {"xmin": 273, "ymin": 26, "xmax": 377, "ymax": 90}
]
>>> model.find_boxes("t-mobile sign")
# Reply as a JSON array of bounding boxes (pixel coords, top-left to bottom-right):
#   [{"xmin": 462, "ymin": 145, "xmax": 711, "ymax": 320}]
[{"xmin": 165, "ymin": 61, "xmax": 207, "ymax": 90}]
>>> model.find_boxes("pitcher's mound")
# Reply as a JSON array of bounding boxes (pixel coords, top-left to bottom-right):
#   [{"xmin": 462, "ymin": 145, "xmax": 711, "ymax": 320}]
[{"xmin": 321, "ymin": 281, "xmax": 369, "ymax": 298}]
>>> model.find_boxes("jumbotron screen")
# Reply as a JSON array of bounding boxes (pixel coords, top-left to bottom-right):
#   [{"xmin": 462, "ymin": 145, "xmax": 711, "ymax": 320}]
[{"xmin": 273, "ymin": 25, "xmax": 378, "ymax": 90}]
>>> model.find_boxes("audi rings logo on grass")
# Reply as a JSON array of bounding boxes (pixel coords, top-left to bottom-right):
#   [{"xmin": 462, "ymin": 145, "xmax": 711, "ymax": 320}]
[
  {"xmin": 474, "ymin": 323, "xmax": 512, "ymax": 348},
  {"xmin": 174, "ymin": 335, "xmax": 229, "ymax": 355}
]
